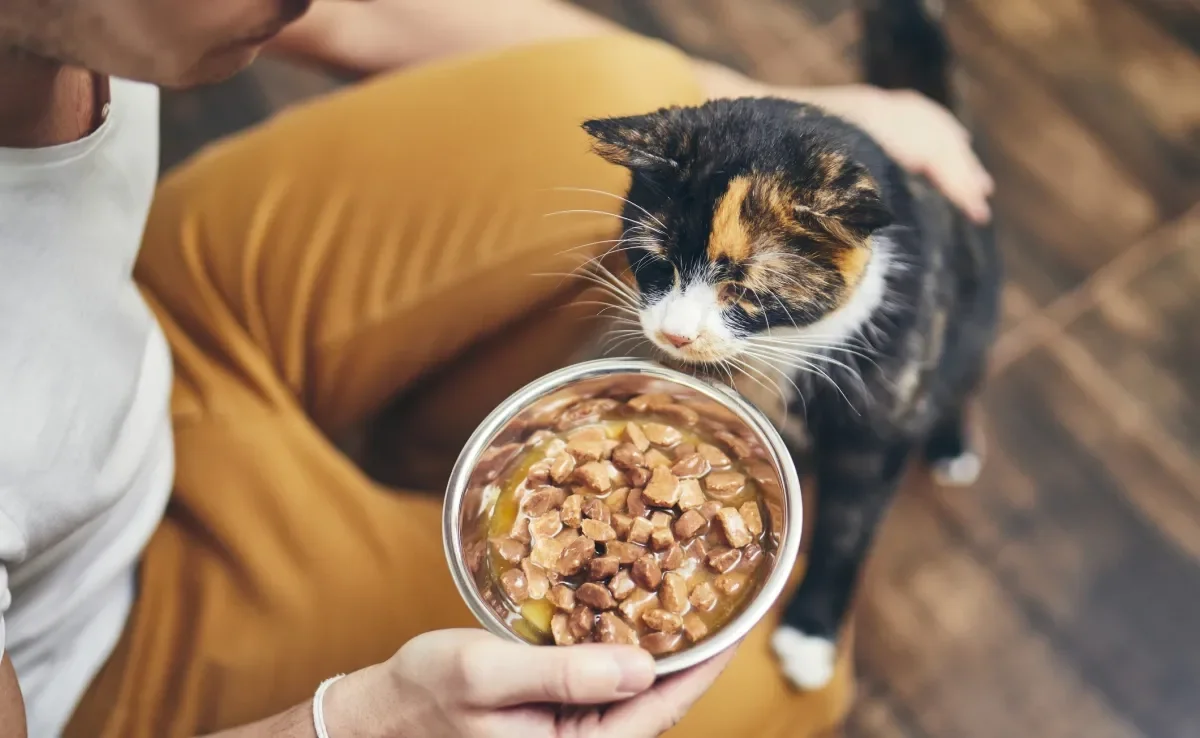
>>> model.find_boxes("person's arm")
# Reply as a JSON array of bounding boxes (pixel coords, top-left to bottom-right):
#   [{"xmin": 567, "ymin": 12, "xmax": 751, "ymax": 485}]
[{"xmin": 267, "ymin": 0, "xmax": 626, "ymax": 75}]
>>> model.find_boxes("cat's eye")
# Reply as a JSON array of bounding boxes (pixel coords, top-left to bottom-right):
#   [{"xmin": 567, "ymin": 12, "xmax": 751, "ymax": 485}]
[{"xmin": 716, "ymin": 283, "xmax": 742, "ymax": 306}]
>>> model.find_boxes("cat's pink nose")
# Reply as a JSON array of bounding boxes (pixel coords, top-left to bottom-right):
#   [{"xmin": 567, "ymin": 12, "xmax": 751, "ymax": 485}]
[{"xmin": 660, "ymin": 330, "xmax": 694, "ymax": 348}]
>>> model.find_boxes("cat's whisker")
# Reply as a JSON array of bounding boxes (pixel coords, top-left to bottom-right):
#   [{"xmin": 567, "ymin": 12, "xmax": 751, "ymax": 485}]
[
  {"xmin": 588, "ymin": 262, "xmax": 643, "ymax": 304},
  {"xmin": 552, "ymin": 238, "xmax": 630, "ymax": 259},
  {"xmin": 536, "ymin": 270, "xmax": 641, "ymax": 310},
  {"xmin": 744, "ymin": 345, "xmax": 864, "ymax": 389},
  {"xmin": 543, "ymin": 209, "xmax": 664, "ymax": 235},
  {"xmin": 551, "ymin": 187, "xmax": 670, "ymax": 233},
  {"xmin": 748, "ymin": 332, "xmax": 878, "ymax": 354},
  {"xmin": 740, "ymin": 353, "xmax": 808, "ymax": 420},
  {"xmin": 569, "ymin": 300, "xmax": 641, "ymax": 319},
  {"xmin": 746, "ymin": 337, "xmax": 879, "ymax": 367},
  {"xmin": 726, "ymin": 355, "xmax": 784, "ymax": 410},
  {"xmin": 603, "ymin": 334, "xmax": 647, "ymax": 357},
  {"xmin": 742, "ymin": 348, "xmax": 860, "ymax": 415}
]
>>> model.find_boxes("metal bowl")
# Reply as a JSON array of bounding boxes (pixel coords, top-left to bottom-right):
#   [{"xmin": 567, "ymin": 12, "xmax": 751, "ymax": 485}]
[{"xmin": 442, "ymin": 358, "xmax": 802, "ymax": 676}]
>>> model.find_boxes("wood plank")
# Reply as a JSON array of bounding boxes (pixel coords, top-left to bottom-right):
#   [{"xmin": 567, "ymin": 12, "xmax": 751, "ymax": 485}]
[
  {"xmin": 910, "ymin": 345, "xmax": 1200, "ymax": 737},
  {"xmin": 845, "ymin": 678, "xmax": 926, "ymax": 738},
  {"xmin": 1118, "ymin": 0, "xmax": 1200, "ymax": 54},
  {"xmin": 952, "ymin": 0, "xmax": 1200, "ymax": 216},
  {"xmin": 1064, "ymin": 222, "xmax": 1200, "ymax": 467},
  {"xmin": 859, "ymin": 485, "xmax": 1146, "ymax": 738},
  {"xmin": 947, "ymin": 7, "xmax": 1162, "ymax": 303},
  {"xmin": 1070, "ymin": 230, "xmax": 1200, "ymax": 453}
]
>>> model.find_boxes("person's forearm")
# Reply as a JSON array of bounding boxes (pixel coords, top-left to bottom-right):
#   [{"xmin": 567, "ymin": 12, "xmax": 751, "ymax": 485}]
[
  {"xmin": 267, "ymin": 0, "xmax": 623, "ymax": 75},
  {"xmin": 268, "ymin": 0, "xmax": 759, "ymax": 95},
  {"xmin": 199, "ymin": 703, "xmax": 317, "ymax": 738}
]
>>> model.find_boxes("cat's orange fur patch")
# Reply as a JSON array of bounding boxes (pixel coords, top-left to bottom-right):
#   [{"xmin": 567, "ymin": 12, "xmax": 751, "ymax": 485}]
[
  {"xmin": 833, "ymin": 245, "xmax": 872, "ymax": 290},
  {"xmin": 707, "ymin": 176, "xmax": 754, "ymax": 262}
]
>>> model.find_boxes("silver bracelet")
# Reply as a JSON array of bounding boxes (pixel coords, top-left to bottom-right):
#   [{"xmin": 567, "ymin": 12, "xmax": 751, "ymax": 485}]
[{"xmin": 312, "ymin": 673, "xmax": 346, "ymax": 738}]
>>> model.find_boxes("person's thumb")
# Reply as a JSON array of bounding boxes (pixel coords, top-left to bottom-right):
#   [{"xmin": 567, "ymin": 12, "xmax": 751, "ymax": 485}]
[{"xmin": 420, "ymin": 630, "xmax": 656, "ymax": 708}]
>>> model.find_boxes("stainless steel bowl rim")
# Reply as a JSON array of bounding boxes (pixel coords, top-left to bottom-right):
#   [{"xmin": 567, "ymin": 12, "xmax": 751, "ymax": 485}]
[{"xmin": 443, "ymin": 357, "xmax": 803, "ymax": 675}]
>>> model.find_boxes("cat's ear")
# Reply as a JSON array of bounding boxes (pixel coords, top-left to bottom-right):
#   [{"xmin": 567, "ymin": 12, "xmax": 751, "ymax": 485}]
[
  {"xmin": 794, "ymin": 189, "xmax": 894, "ymax": 242},
  {"xmin": 837, "ymin": 189, "xmax": 894, "ymax": 236},
  {"xmin": 582, "ymin": 113, "xmax": 681, "ymax": 172}
]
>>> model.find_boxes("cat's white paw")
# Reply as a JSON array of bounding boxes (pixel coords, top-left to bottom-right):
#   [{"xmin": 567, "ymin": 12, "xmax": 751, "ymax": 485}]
[
  {"xmin": 931, "ymin": 450, "xmax": 982, "ymax": 487},
  {"xmin": 771, "ymin": 626, "xmax": 836, "ymax": 691}
]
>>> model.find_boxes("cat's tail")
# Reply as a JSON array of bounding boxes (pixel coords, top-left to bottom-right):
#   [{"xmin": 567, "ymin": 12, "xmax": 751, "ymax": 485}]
[{"xmin": 857, "ymin": 0, "xmax": 955, "ymax": 108}]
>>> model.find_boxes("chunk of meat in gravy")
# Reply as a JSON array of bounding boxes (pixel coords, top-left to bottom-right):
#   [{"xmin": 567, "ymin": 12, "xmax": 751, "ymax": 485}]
[
  {"xmin": 739, "ymin": 501, "xmax": 764, "ymax": 537},
  {"xmin": 523, "ymin": 486, "xmax": 566, "ymax": 516},
  {"xmin": 581, "ymin": 519, "xmax": 617, "ymax": 542},
  {"xmin": 581, "ymin": 497, "xmax": 611, "ymax": 525},
  {"xmin": 574, "ymin": 462, "xmax": 612, "ymax": 493},
  {"xmin": 677, "ymin": 479, "xmax": 706, "ymax": 511},
  {"xmin": 683, "ymin": 613, "xmax": 709, "ymax": 642},
  {"xmin": 641, "ymin": 631, "xmax": 684, "ymax": 655},
  {"xmin": 547, "ymin": 584, "xmax": 575, "ymax": 612},
  {"xmin": 631, "ymin": 555, "xmax": 663, "ymax": 590},
  {"xmin": 556, "ymin": 535, "xmax": 594, "ymax": 575},
  {"xmin": 500, "ymin": 568, "xmax": 528, "ymax": 603},
  {"xmin": 673, "ymin": 509, "xmax": 707, "ymax": 540},
  {"xmin": 642, "ymin": 422, "xmax": 683, "ymax": 447},
  {"xmin": 697, "ymin": 443, "xmax": 731, "ymax": 468},
  {"xmin": 492, "ymin": 537, "xmax": 527, "ymax": 565},
  {"xmin": 659, "ymin": 572, "xmax": 689, "ymax": 613},
  {"xmin": 715, "ymin": 507, "xmax": 753, "ymax": 548},
  {"xmin": 689, "ymin": 581, "xmax": 719, "ymax": 611},
  {"xmin": 628, "ymin": 517, "xmax": 654, "ymax": 545},
  {"xmin": 549, "ymin": 454, "xmax": 576, "ymax": 484},
  {"xmin": 529, "ymin": 537, "xmax": 564, "ymax": 570},
  {"xmin": 642, "ymin": 467, "xmax": 681, "ymax": 507},
  {"xmin": 624, "ymin": 421, "xmax": 651, "ymax": 452},
  {"xmin": 609, "ymin": 569, "xmax": 637, "ymax": 600},
  {"xmin": 596, "ymin": 612, "xmax": 639, "ymax": 645},
  {"xmin": 521, "ymin": 559, "xmax": 550, "ymax": 599},
  {"xmin": 705, "ymin": 471, "xmax": 746, "ymax": 499},
  {"xmin": 588, "ymin": 555, "xmax": 620, "ymax": 581},
  {"xmin": 560, "ymin": 494, "xmax": 584, "ymax": 527},
  {"xmin": 569, "ymin": 605, "xmax": 595, "ymax": 639},
  {"xmin": 551, "ymin": 612, "xmax": 575, "ymax": 645},
  {"xmin": 642, "ymin": 608, "xmax": 684, "ymax": 634},
  {"xmin": 576, "ymin": 582, "xmax": 617, "ymax": 610},
  {"xmin": 611, "ymin": 443, "xmax": 645, "ymax": 471}
]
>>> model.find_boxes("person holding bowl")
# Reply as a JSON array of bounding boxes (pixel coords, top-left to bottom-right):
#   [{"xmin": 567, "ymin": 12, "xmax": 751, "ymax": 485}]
[{"xmin": 0, "ymin": 0, "xmax": 991, "ymax": 736}]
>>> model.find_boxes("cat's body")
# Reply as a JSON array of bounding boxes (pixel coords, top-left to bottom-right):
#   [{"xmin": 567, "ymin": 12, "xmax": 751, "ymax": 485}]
[{"xmin": 576, "ymin": 0, "xmax": 1001, "ymax": 689}]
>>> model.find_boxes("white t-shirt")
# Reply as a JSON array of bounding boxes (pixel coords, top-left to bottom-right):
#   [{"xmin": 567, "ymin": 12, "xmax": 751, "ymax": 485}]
[{"xmin": 0, "ymin": 78, "xmax": 173, "ymax": 737}]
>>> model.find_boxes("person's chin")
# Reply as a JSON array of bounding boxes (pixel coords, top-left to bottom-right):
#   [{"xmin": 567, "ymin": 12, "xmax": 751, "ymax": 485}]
[{"xmin": 164, "ymin": 44, "xmax": 264, "ymax": 90}]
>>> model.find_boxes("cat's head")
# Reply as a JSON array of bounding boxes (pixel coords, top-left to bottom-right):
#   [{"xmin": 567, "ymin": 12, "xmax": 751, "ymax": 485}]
[{"xmin": 583, "ymin": 99, "xmax": 894, "ymax": 367}]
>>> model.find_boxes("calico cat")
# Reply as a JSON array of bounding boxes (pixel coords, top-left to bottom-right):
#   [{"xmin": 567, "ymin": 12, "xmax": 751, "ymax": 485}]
[{"xmin": 577, "ymin": 0, "xmax": 1001, "ymax": 689}]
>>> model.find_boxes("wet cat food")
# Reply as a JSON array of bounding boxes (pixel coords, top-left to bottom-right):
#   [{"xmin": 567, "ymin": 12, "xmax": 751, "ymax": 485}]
[{"xmin": 486, "ymin": 393, "xmax": 774, "ymax": 655}]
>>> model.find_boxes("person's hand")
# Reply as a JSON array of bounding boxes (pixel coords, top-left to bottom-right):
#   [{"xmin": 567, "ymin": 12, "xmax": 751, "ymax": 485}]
[
  {"xmin": 323, "ymin": 629, "xmax": 737, "ymax": 737},
  {"xmin": 696, "ymin": 63, "xmax": 994, "ymax": 224}
]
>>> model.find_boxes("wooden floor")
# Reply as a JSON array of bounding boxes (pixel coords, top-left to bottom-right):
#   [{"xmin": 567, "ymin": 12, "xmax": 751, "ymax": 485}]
[{"xmin": 159, "ymin": 1, "xmax": 1200, "ymax": 736}]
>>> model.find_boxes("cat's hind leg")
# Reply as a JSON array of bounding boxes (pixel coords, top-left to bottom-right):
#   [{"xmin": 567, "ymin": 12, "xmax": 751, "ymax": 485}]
[{"xmin": 924, "ymin": 403, "xmax": 984, "ymax": 487}]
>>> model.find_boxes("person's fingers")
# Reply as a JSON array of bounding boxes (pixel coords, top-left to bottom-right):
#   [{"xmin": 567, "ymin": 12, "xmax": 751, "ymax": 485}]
[
  {"xmin": 922, "ymin": 135, "xmax": 993, "ymax": 224},
  {"xmin": 416, "ymin": 630, "xmax": 656, "ymax": 708},
  {"xmin": 598, "ymin": 646, "xmax": 739, "ymax": 737}
]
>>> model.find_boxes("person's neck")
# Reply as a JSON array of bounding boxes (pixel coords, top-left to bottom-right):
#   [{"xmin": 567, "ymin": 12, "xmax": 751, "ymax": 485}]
[{"xmin": 0, "ymin": 50, "xmax": 106, "ymax": 148}]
